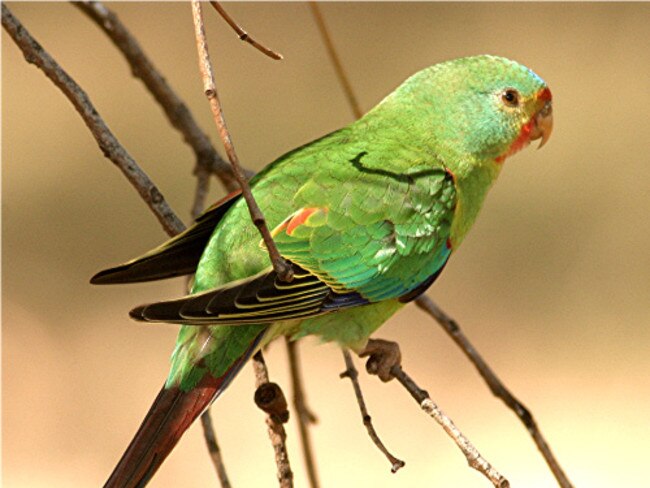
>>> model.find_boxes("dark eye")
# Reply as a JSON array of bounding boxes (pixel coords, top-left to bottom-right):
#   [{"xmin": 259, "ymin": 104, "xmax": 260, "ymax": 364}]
[{"xmin": 501, "ymin": 89, "xmax": 520, "ymax": 107}]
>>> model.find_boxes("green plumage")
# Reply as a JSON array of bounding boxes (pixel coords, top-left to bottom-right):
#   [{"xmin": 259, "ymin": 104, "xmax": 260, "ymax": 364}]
[{"xmin": 96, "ymin": 54, "xmax": 553, "ymax": 486}]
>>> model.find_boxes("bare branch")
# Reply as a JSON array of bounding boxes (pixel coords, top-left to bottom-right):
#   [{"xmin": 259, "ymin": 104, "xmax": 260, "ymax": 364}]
[
  {"xmin": 253, "ymin": 351, "xmax": 294, "ymax": 488},
  {"xmin": 308, "ymin": 2, "xmax": 363, "ymax": 119},
  {"xmin": 390, "ymin": 364, "xmax": 509, "ymax": 488},
  {"xmin": 200, "ymin": 410, "xmax": 232, "ymax": 488},
  {"xmin": 190, "ymin": 0, "xmax": 293, "ymax": 282},
  {"xmin": 285, "ymin": 339, "xmax": 320, "ymax": 488},
  {"xmin": 414, "ymin": 296, "xmax": 574, "ymax": 488},
  {"xmin": 73, "ymin": 0, "xmax": 245, "ymax": 193},
  {"xmin": 309, "ymin": 4, "xmax": 572, "ymax": 486},
  {"xmin": 2, "ymin": 3, "xmax": 184, "ymax": 238},
  {"xmin": 209, "ymin": 1, "xmax": 283, "ymax": 61},
  {"xmin": 340, "ymin": 350, "xmax": 405, "ymax": 473}
]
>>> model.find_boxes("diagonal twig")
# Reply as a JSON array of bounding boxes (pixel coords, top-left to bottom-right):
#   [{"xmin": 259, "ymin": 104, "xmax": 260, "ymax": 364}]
[
  {"xmin": 340, "ymin": 350, "xmax": 405, "ymax": 473},
  {"xmin": 190, "ymin": 0, "xmax": 293, "ymax": 283},
  {"xmin": 390, "ymin": 364, "xmax": 509, "ymax": 488},
  {"xmin": 414, "ymin": 296, "xmax": 573, "ymax": 488},
  {"xmin": 286, "ymin": 338, "xmax": 320, "ymax": 488},
  {"xmin": 200, "ymin": 410, "xmax": 232, "ymax": 488},
  {"xmin": 209, "ymin": 1, "xmax": 283, "ymax": 61},
  {"xmin": 2, "ymin": 3, "xmax": 184, "ymax": 238},
  {"xmin": 308, "ymin": 2, "xmax": 362, "ymax": 119},
  {"xmin": 253, "ymin": 351, "xmax": 294, "ymax": 488},
  {"xmin": 309, "ymin": 4, "xmax": 573, "ymax": 486},
  {"xmin": 73, "ymin": 0, "xmax": 245, "ymax": 194}
]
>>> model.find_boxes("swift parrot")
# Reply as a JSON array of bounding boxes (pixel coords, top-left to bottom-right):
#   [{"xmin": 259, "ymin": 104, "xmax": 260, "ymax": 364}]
[{"xmin": 93, "ymin": 54, "xmax": 553, "ymax": 487}]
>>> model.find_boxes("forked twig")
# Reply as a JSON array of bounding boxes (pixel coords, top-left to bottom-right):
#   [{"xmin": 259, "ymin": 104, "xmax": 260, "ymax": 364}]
[
  {"xmin": 253, "ymin": 351, "xmax": 294, "ymax": 488},
  {"xmin": 74, "ymin": 0, "xmax": 242, "ymax": 193},
  {"xmin": 209, "ymin": 1, "xmax": 283, "ymax": 60},
  {"xmin": 414, "ymin": 296, "xmax": 574, "ymax": 488},
  {"xmin": 309, "ymin": 3, "xmax": 573, "ymax": 486},
  {"xmin": 340, "ymin": 350, "xmax": 405, "ymax": 473},
  {"xmin": 285, "ymin": 339, "xmax": 320, "ymax": 488},
  {"xmin": 1, "ymin": 4, "xmax": 184, "ymax": 238},
  {"xmin": 190, "ymin": 0, "xmax": 293, "ymax": 283}
]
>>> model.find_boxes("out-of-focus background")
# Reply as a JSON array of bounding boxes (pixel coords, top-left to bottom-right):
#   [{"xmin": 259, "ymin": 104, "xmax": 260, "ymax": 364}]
[{"xmin": 3, "ymin": 2, "xmax": 649, "ymax": 487}]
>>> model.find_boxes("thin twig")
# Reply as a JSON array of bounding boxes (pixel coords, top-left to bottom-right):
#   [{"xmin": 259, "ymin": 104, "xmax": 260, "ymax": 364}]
[
  {"xmin": 390, "ymin": 364, "xmax": 509, "ymax": 488},
  {"xmin": 340, "ymin": 350, "xmax": 405, "ymax": 473},
  {"xmin": 73, "ymin": 0, "xmax": 245, "ymax": 193},
  {"xmin": 190, "ymin": 0, "xmax": 293, "ymax": 282},
  {"xmin": 253, "ymin": 351, "xmax": 294, "ymax": 488},
  {"xmin": 209, "ymin": 1, "xmax": 283, "ymax": 60},
  {"xmin": 309, "ymin": 3, "xmax": 572, "ymax": 485},
  {"xmin": 2, "ymin": 3, "xmax": 184, "ymax": 238},
  {"xmin": 285, "ymin": 339, "xmax": 320, "ymax": 488},
  {"xmin": 308, "ymin": 2, "xmax": 363, "ymax": 119},
  {"xmin": 191, "ymin": 165, "xmax": 211, "ymax": 220},
  {"xmin": 200, "ymin": 410, "xmax": 232, "ymax": 488},
  {"xmin": 414, "ymin": 296, "xmax": 574, "ymax": 488}
]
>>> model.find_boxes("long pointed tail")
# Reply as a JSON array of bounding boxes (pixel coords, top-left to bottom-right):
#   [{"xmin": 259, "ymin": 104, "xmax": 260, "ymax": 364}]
[{"xmin": 104, "ymin": 373, "xmax": 223, "ymax": 488}]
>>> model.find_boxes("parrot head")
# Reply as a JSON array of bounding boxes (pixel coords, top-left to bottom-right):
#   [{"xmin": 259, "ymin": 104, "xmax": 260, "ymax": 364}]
[{"xmin": 378, "ymin": 55, "xmax": 553, "ymax": 164}]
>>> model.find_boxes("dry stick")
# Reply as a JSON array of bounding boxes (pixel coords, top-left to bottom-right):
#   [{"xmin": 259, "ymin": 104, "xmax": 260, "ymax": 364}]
[
  {"xmin": 2, "ymin": 4, "xmax": 184, "ymax": 237},
  {"xmin": 309, "ymin": 2, "xmax": 363, "ymax": 120},
  {"xmin": 4, "ymin": 6, "xmax": 234, "ymax": 485},
  {"xmin": 209, "ymin": 1, "xmax": 283, "ymax": 61},
  {"xmin": 69, "ymin": 4, "xmax": 233, "ymax": 482},
  {"xmin": 200, "ymin": 411, "xmax": 232, "ymax": 488},
  {"xmin": 191, "ymin": 0, "xmax": 293, "ymax": 283},
  {"xmin": 391, "ymin": 365, "xmax": 509, "ymax": 488},
  {"xmin": 285, "ymin": 339, "xmax": 320, "ymax": 488},
  {"xmin": 191, "ymin": 2, "xmax": 295, "ymax": 485},
  {"xmin": 308, "ymin": 4, "xmax": 572, "ymax": 487},
  {"xmin": 340, "ymin": 350, "xmax": 405, "ymax": 473},
  {"xmin": 415, "ymin": 296, "xmax": 574, "ymax": 488},
  {"xmin": 73, "ymin": 0, "xmax": 243, "ymax": 193},
  {"xmin": 253, "ymin": 352, "xmax": 294, "ymax": 488}
]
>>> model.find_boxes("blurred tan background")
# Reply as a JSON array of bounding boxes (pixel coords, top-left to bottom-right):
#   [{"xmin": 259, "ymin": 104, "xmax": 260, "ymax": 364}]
[{"xmin": 3, "ymin": 2, "xmax": 650, "ymax": 487}]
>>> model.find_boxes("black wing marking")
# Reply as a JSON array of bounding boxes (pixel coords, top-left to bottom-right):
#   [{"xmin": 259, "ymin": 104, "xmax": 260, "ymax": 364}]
[
  {"xmin": 129, "ymin": 263, "xmax": 369, "ymax": 325},
  {"xmin": 90, "ymin": 191, "xmax": 241, "ymax": 285}
]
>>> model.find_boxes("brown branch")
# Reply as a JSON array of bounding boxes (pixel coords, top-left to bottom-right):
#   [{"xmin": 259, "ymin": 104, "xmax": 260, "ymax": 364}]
[
  {"xmin": 200, "ymin": 410, "xmax": 232, "ymax": 488},
  {"xmin": 190, "ymin": 0, "xmax": 293, "ymax": 282},
  {"xmin": 308, "ymin": 2, "xmax": 363, "ymax": 119},
  {"xmin": 414, "ymin": 296, "xmax": 574, "ymax": 488},
  {"xmin": 73, "ymin": 0, "xmax": 243, "ymax": 193},
  {"xmin": 309, "ymin": 4, "xmax": 572, "ymax": 486},
  {"xmin": 285, "ymin": 339, "xmax": 320, "ymax": 488},
  {"xmin": 2, "ymin": 3, "xmax": 184, "ymax": 238},
  {"xmin": 340, "ymin": 350, "xmax": 405, "ymax": 473},
  {"xmin": 390, "ymin": 364, "xmax": 509, "ymax": 488},
  {"xmin": 209, "ymin": 1, "xmax": 283, "ymax": 61},
  {"xmin": 252, "ymin": 351, "xmax": 294, "ymax": 488}
]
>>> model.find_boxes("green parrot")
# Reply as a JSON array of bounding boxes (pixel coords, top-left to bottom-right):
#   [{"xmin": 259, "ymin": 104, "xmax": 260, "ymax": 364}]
[{"xmin": 94, "ymin": 54, "xmax": 553, "ymax": 487}]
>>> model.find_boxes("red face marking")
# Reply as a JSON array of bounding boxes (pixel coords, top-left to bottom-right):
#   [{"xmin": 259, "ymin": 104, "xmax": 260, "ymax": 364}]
[{"xmin": 537, "ymin": 87, "xmax": 552, "ymax": 102}]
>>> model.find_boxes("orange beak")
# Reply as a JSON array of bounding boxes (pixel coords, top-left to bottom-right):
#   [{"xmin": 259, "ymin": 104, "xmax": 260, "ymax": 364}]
[{"xmin": 530, "ymin": 88, "xmax": 553, "ymax": 149}]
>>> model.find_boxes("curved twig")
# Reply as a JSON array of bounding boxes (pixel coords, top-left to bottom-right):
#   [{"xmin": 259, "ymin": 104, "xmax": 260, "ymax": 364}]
[{"xmin": 341, "ymin": 350, "xmax": 405, "ymax": 473}]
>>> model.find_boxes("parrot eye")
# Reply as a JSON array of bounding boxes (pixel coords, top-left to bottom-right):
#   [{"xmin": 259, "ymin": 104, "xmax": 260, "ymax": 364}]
[{"xmin": 501, "ymin": 89, "xmax": 520, "ymax": 107}]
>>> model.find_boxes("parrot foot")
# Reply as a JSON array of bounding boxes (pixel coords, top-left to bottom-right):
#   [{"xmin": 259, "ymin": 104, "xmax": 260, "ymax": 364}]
[{"xmin": 359, "ymin": 338, "xmax": 402, "ymax": 382}]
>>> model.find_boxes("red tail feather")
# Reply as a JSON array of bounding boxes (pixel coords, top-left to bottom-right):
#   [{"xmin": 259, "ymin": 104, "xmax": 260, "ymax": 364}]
[{"xmin": 104, "ymin": 374, "xmax": 222, "ymax": 488}]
